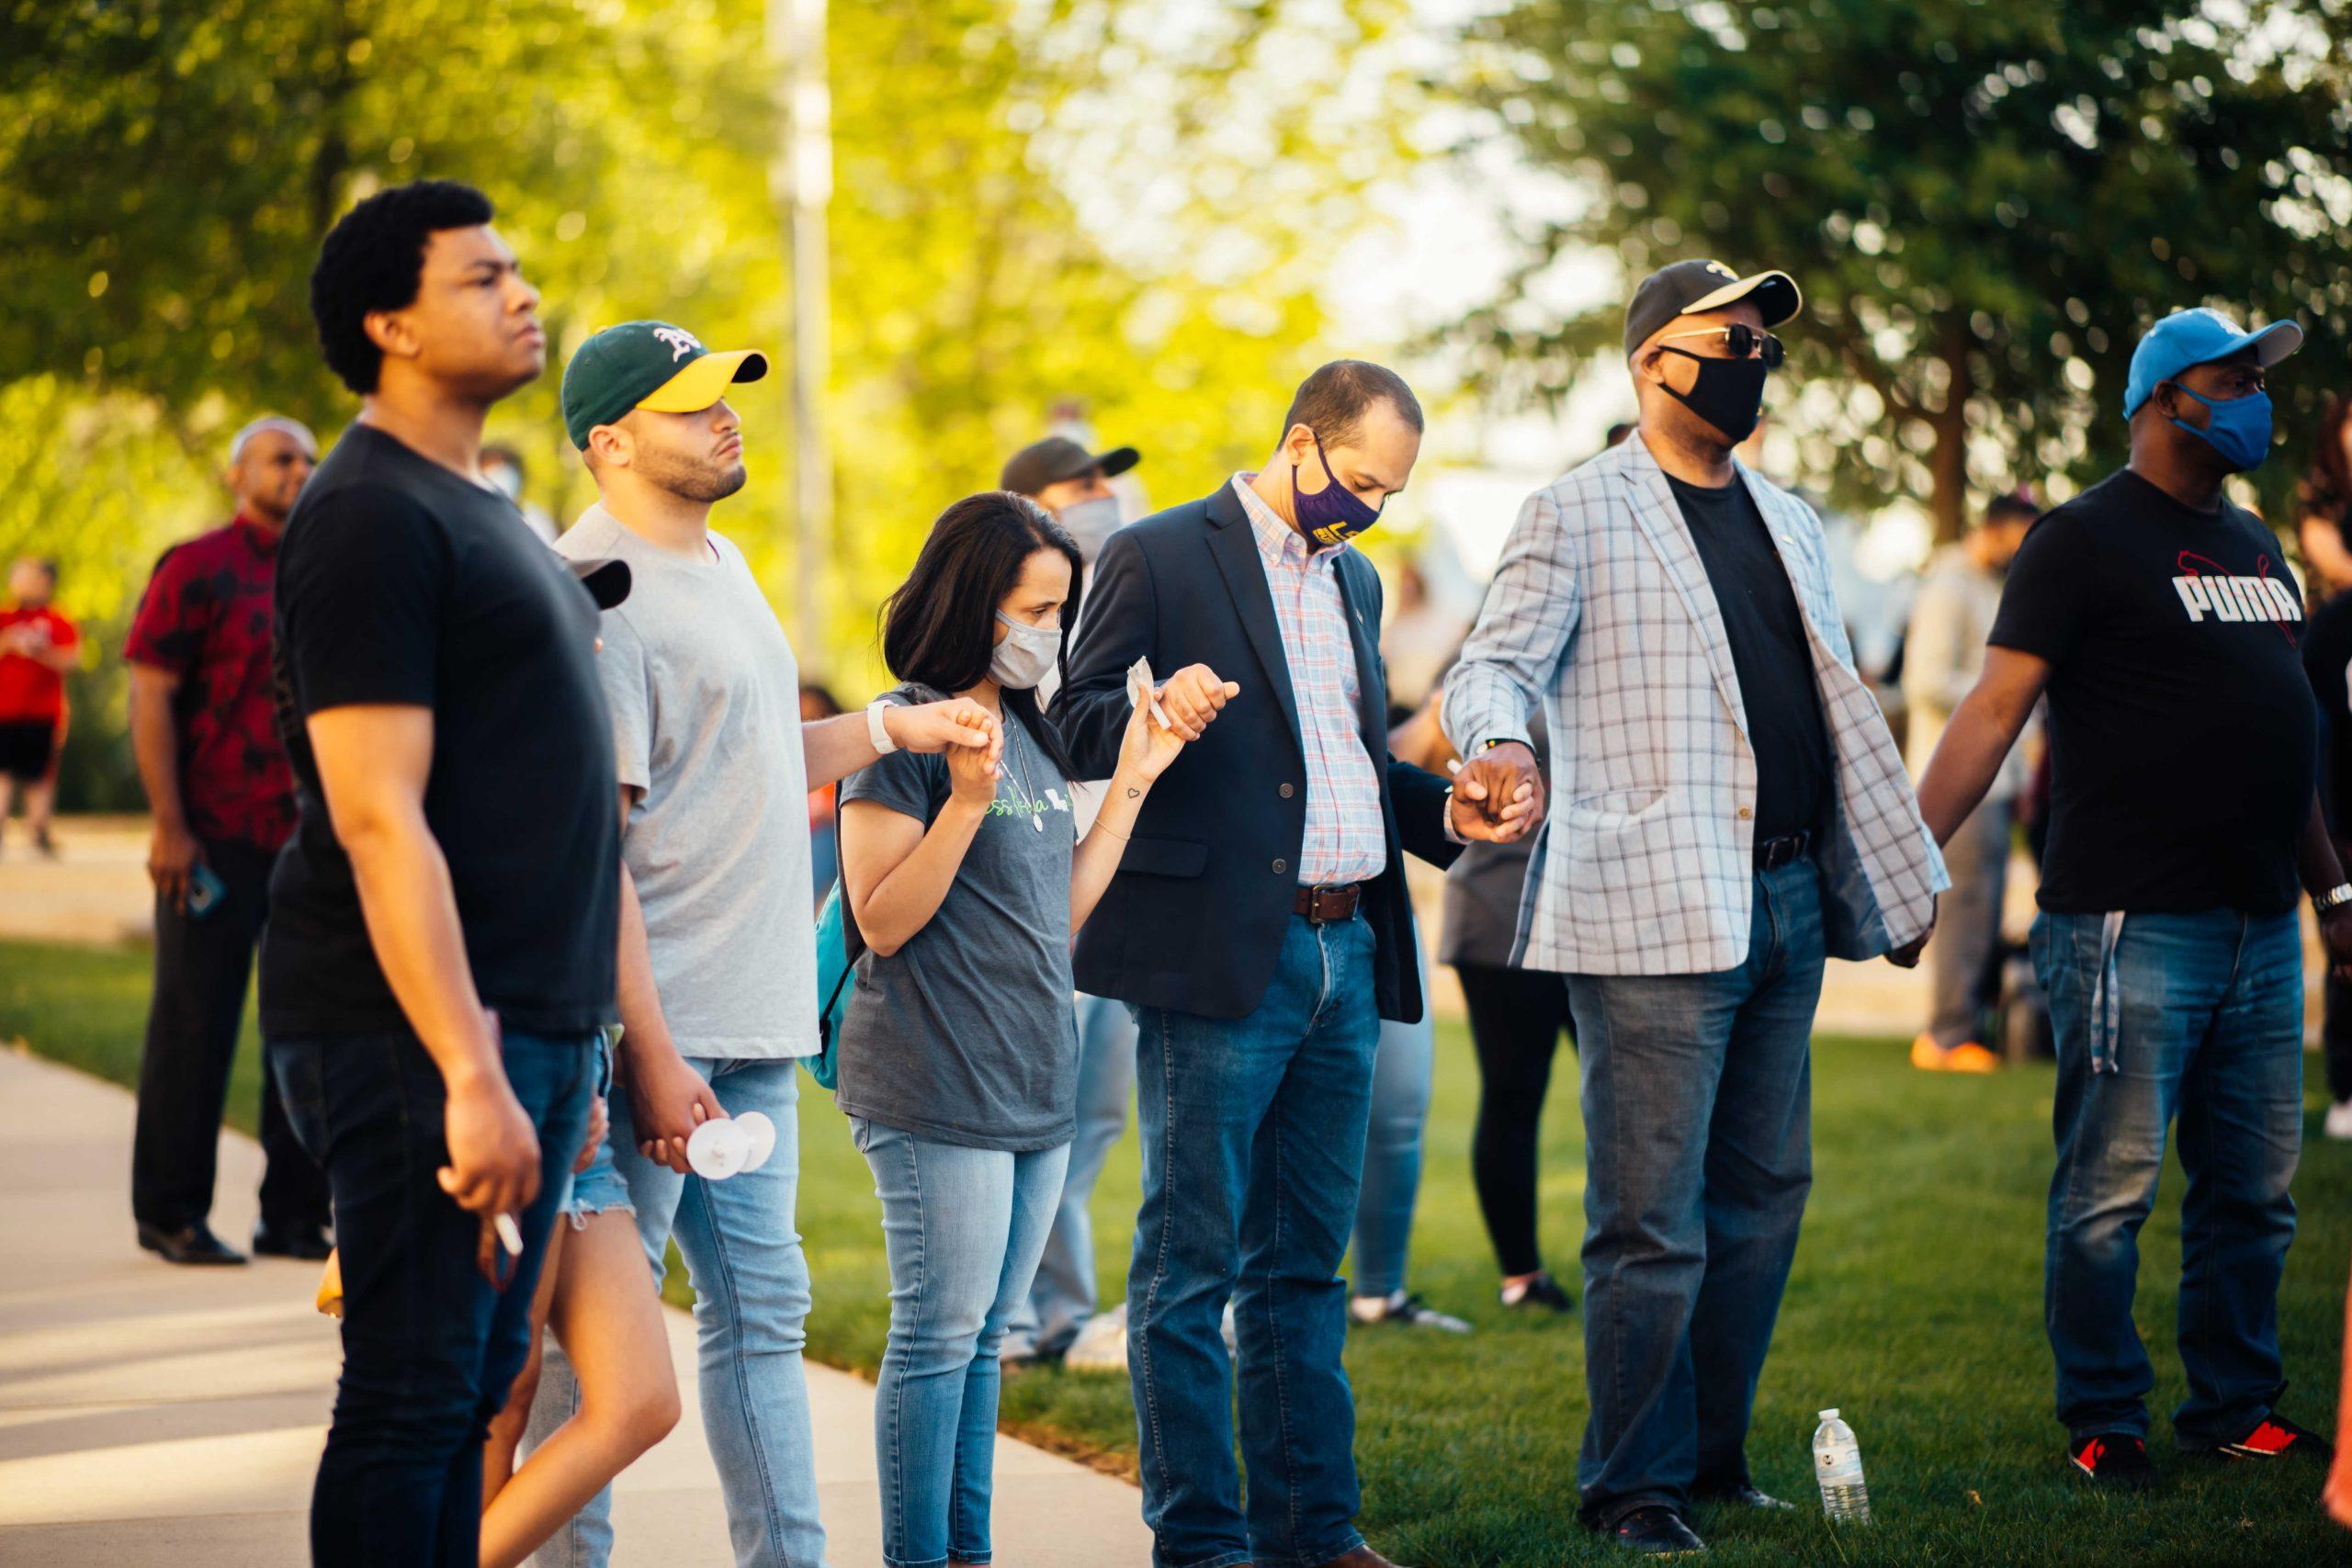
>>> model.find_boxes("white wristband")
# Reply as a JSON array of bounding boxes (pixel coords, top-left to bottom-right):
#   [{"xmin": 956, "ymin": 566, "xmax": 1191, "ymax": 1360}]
[{"xmin": 866, "ymin": 699, "xmax": 899, "ymax": 755}]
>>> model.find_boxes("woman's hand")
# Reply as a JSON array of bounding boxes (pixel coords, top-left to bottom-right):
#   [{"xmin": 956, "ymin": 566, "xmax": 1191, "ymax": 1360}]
[
  {"xmin": 573, "ymin": 1094, "xmax": 608, "ymax": 1175},
  {"xmin": 1118, "ymin": 688, "xmax": 1193, "ymax": 783},
  {"xmin": 945, "ymin": 718, "xmax": 1003, "ymax": 811}
]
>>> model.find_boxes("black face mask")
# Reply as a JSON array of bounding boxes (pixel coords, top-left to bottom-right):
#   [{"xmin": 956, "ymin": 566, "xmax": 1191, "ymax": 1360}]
[{"xmin": 1660, "ymin": 349, "xmax": 1770, "ymax": 445}]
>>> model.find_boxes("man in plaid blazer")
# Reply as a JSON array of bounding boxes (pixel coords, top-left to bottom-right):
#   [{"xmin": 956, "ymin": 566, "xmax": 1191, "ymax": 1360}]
[{"xmin": 1443, "ymin": 261, "xmax": 1945, "ymax": 1556}]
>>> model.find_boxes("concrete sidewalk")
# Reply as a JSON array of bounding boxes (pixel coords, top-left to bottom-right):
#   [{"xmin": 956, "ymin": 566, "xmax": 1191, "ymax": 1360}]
[{"xmin": 0, "ymin": 1047, "xmax": 1151, "ymax": 1565}]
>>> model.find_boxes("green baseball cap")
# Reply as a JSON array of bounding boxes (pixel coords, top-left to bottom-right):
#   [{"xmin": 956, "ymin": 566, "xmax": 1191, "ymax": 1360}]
[{"xmin": 560, "ymin": 321, "xmax": 769, "ymax": 449}]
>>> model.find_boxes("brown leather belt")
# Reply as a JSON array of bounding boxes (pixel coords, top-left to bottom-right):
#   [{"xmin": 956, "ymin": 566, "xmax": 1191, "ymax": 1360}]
[{"xmin": 1294, "ymin": 883, "xmax": 1364, "ymax": 924}]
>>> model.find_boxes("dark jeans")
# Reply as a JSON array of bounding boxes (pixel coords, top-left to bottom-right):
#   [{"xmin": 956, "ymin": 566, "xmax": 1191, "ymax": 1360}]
[
  {"xmin": 1127, "ymin": 910, "xmax": 1381, "ymax": 1568},
  {"xmin": 2034, "ymin": 908, "xmax": 2301, "ymax": 1446},
  {"xmin": 1566, "ymin": 861, "xmax": 1824, "ymax": 1527},
  {"xmin": 272, "ymin": 1028, "xmax": 596, "ymax": 1567},
  {"xmin": 132, "ymin": 837, "xmax": 329, "ymax": 1233},
  {"xmin": 2324, "ymin": 974, "xmax": 2352, "ymax": 1104},
  {"xmin": 1458, "ymin": 962, "xmax": 1576, "ymax": 1280}
]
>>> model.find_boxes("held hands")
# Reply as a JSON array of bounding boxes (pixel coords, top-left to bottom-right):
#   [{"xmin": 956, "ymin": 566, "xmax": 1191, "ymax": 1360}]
[
  {"xmin": 1118, "ymin": 675, "xmax": 1231, "ymax": 782},
  {"xmin": 627, "ymin": 1044, "xmax": 729, "ymax": 1177},
  {"xmin": 146, "ymin": 818, "xmax": 204, "ymax": 913},
  {"xmin": 2320, "ymin": 905, "xmax": 2352, "ymax": 982},
  {"xmin": 888, "ymin": 696, "xmax": 999, "ymax": 757},
  {"xmin": 1451, "ymin": 741, "xmax": 1544, "ymax": 843},
  {"xmin": 945, "ymin": 716, "xmax": 1006, "ymax": 810},
  {"xmin": 1156, "ymin": 664, "xmax": 1240, "ymax": 742},
  {"xmin": 574, "ymin": 1094, "xmax": 609, "ymax": 1175},
  {"xmin": 1885, "ymin": 894, "xmax": 1938, "ymax": 969}
]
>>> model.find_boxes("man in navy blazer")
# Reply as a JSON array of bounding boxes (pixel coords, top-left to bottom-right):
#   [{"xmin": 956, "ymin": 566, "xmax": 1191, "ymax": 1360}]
[{"xmin": 1054, "ymin": 361, "xmax": 1527, "ymax": 1568}]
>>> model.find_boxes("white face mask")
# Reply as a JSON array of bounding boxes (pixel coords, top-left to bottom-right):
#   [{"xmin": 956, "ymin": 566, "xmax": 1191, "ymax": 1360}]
[
  {"xmin": 1055, "ymin": 495, "xmax": 1124, "ymax": 564},
  {"xmin": 989, "ymin": 612, "xmax": 1061, "ymax": 690}
]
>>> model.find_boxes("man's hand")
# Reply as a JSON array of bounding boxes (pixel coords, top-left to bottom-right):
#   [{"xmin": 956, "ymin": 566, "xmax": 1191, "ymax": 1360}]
[
  {"xmin": 438, "ymin": 1068, "xmax": 543, "ymax": 1217},
  {"xmin": 147, "ymin": 818, "xmax": 203, "ymax": 913},
  {"xmin": 2322, "ymin": 905, "xmax": 2352, "ymax": 982},
  {"xmin": 1885, "ymin": 897, "xmax": 1939, "ymax": 969},
  {"xmin": 625, "ymin": 1045, "xmax": 729, "ymax": 1176},
  {"xmin": 1452, "ymin": 741, "xmax": 1544, "ymax": 843},
  {"xmin": 886, "ymin": 697, "xmax": 998, "ymax": 756},
  {"xmin": 1159, "ymin": 664, "xmax": 1240, "ymax": 741}
]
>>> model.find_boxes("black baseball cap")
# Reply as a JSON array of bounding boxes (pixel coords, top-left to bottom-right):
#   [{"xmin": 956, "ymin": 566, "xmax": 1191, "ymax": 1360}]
[
  {"xmin": 1623, "ymin": 260, "xmax": 1803, "ymax": 357},
  {"xmin": 1000, "ymin": 435, "xmax": 1140, "ymax": 498},
  {"xmin": 568, "ymin": 558, "xmax": 631, "ymax": 610}
]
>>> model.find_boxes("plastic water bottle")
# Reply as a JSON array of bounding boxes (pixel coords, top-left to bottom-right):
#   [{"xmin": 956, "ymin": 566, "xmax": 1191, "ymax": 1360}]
[{"xmin": 1813, "ymin": 1408, "xmax": 1871, "ymax": 1524}]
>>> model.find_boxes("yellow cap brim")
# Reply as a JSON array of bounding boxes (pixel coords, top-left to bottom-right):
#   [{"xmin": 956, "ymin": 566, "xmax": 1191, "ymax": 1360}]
[{"xmin": 636, "ymin": 349, "xmax": 770, "ymax": 414}]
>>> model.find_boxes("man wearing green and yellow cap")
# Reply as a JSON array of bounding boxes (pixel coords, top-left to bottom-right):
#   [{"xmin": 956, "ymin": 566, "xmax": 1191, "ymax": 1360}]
[{"xmin": 524, "ymin": 321, "xmax": 998, "ymax": 1566}]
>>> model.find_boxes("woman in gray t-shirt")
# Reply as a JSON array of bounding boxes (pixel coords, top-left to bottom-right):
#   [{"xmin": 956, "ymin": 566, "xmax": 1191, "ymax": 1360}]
[{"xmin": 836, "ymin": 491, "xmax": 1208, "ymax": 1568}]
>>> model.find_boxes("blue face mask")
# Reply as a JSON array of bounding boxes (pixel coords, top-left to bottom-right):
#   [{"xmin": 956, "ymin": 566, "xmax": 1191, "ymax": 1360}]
[
  {"xmin": 1292, "ymin": 431, "xmax": 1385, "ymax": 547},
  {"xmin": 2169, "ymin": 384, "xmax": 2274, "ymax": 472}
]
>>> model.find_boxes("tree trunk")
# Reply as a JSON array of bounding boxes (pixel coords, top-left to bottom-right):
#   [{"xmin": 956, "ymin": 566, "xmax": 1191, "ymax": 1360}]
[{"xmin": 1929, "ymin": 321, "xmax": 1972, "ymax": 543}]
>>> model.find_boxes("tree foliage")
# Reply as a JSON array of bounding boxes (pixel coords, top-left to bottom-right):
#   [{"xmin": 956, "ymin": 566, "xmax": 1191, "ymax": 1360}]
[
  {"xmin": 1, "ymin": 0, "xmax": 1415, "ymax": 804},
  {"xmin": 1452, "ymin": 0, "xmax": 2352, "ymax": 536}
]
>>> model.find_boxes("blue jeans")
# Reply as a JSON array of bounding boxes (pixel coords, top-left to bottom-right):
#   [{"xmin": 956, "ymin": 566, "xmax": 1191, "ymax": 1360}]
[
  {"xmin": 527, "ymin": 1056, "xmax": 827, "ymax": 1568},
  {"xmin": 1566, "ymin": 861, "xmax": 1823, "ymax": 1527},
  {"xmin": 1352, "ymin": 941, "xmax": 1433, "ymax": 1300},
  {"xmin": 851, "ymin": 1118, "xmax": 1069, "ymax": 1568},
  {"xmin": 1128, "ymin": 910, "xmax": 1382, "ymax": 1568},
  {"xmin": 2034, "ymin": 908, "xmax": 2303, "ymax": 1446},
  {"xmin": 271, "ymin": 1028, "xmax": 597, "ymax": 1568},
  {"xmin": 1007, "ymin": 992, "xmax": 1137, "ymax": 1358}
]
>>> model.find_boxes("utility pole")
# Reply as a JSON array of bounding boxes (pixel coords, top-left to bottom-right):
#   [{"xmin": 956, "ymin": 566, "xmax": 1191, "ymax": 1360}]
[{"xmin": 772, "ymin": 0, "xmax": 831, "ymax": 659}]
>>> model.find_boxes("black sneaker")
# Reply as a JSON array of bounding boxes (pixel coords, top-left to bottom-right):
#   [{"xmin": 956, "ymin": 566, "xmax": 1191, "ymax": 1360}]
[
  {"xmin": 1499, "ymin": 1271, "xmax": 1576, "ymax": 1314},
  {"xmin": 2069, "ymin": 1432, "xmax": 2156, "ymax": 1490},
  {"xmin": 1692, "ymin": 1481, "xmax": 1795, "ymax": 1511},
  {"xmin": 1601, "ymin": 1506, "xmax": 1707, "ymax": 1555},
  {"xmin": 2209, "ymin": 1412, "xmax": 2334, "ymax": 1464},
  {"xmin": 1348, "ymin": 1291, "xmax": 1472, "ymax": 1333}
]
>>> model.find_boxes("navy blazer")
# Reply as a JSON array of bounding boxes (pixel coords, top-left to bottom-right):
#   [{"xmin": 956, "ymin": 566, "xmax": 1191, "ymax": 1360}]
[{"xmin": 1051, "ymin": 483, "xmax": 1460, "ymax": 1022}]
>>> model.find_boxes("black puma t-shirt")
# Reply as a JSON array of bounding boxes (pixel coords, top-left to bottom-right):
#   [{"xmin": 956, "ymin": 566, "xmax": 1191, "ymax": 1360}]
[{"xmin": 1989, "ymin": 468, "xmax": 2317, "ymax": 915}]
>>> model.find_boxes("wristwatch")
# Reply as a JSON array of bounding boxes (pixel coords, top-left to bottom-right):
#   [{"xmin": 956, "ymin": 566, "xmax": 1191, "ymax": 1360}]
[
  {"xmin": 2316, "ymin": 882, "xmax": 2352, "ymax": 917},
  {"xmin": 865, "ymin": 698, "xmax": 899, "ymax": 755}
]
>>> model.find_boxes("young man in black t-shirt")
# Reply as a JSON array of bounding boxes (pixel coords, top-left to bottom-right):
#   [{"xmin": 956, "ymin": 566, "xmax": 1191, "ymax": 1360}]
[
  {"xmin": 1917, "ymin": 306, "xmax": 2352, "ymax": 1493},
  {"xmin": 266, "ymin": 180, "xmax": 618, "ymax": 1564}
]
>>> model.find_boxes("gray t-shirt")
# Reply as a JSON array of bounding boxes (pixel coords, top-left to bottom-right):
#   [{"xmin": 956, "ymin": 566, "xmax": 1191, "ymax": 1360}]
[
  {"xmin": 837, "ymin": 687, "xmax": 1079, "ymax": 1151},
  {"xmin": 557, "ymin": 505, "xmax": 816, "ymax": 1059}
]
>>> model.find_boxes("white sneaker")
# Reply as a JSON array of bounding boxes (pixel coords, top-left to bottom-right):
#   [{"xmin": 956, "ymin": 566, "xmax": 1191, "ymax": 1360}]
[
  {"xmin": 1348, "ymin": 1290, "xmax": 1473, "ymax": 1333},
  {"xmin": 1062, "ymin": 1304, "xmax": 1128, "ymax": 1372},
  {"xmin": 2326, "ymin": 1100, "xmax": 2352, "ymax": 1142}
]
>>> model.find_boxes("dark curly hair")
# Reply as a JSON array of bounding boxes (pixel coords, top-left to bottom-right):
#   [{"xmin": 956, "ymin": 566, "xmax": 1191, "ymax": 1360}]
[{"xmin": 310, "ymin": 180, "xmax": 496, "ymax": 394}]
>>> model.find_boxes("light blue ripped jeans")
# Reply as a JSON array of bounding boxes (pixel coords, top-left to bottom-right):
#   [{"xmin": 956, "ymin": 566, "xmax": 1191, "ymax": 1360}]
[{"xmin": 526, "ymin": 1056, "xmax": 827, "ymax": 1567}]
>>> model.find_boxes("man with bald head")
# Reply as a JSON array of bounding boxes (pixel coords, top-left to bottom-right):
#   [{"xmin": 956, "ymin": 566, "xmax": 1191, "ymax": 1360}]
[
  {"xmin": 1444, "ymin": 263, "xmax": 1944, "ymax": 1553},
  {"xmin": 126, "ymin": 414, "xmax": 332, "ymax": 1265}
]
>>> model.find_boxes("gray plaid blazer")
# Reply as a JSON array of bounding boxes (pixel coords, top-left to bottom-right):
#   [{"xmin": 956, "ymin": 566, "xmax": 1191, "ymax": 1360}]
[{"xmin": 1442, "ymin": 435, "xmax": 1947, "ymax": 976}]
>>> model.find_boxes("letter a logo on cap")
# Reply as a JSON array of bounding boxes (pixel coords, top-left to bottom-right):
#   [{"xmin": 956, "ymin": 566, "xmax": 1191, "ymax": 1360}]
[{"xmin": 651, "ymin": 326, "xmax": 702, "ymax": 362}]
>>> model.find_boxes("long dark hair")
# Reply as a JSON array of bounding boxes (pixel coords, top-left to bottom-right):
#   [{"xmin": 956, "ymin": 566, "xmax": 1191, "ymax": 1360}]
[
  {"xmin": 2306, "ymin": 394, "xmax": 2352, "ymax": 521},
  {"xmin": 879, "ymin": 491, "xmax": 1082, "ymax": 781}
]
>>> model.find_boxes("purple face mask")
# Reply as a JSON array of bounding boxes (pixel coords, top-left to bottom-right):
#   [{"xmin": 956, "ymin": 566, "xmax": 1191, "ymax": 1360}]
[{"xmin": 1292, "ymin": 431, "xmax": 1384, "ymax": 547}]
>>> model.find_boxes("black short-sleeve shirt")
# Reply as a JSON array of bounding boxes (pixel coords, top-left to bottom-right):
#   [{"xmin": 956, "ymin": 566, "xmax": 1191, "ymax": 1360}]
[
  {"xmin": 262, "ymin": 424, "xmax": 620, "ymax": 1038},
  {"xmin": 1666, "ymin": 472, "xmax": 1832, "ymax": 844},
  {"xmin": 1989, "ymin": 468, "xmax": 2316, "ymax": 916},
  {"xmin": 2302, "ymin": 588, "xmax": 2352, "ymax": 837}
]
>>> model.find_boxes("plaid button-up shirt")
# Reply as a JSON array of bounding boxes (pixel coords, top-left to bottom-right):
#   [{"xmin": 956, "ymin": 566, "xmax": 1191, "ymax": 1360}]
[{"xmin": 1231, "ymin": 475, "xmax": 1387, "ymax": 886}]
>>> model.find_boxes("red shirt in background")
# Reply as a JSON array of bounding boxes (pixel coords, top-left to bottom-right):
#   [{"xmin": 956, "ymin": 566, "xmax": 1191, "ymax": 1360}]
[
  {"xmin": 125, "ymin": 516, "xmax": 297, "ymax": 851},
  {"xmin": 0, "ymin": 605, "xmax": 78, "ymax": 724}
]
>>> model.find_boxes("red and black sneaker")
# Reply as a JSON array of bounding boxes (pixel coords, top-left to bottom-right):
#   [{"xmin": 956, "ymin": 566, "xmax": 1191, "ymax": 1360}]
[
  {"xmin": 2069, "ymin": 1432, "xmax": 2157, "ymax": 1490},
  {"xmin": 2214, "ymin": 1413, "xmax": 2334, "ymax": 1464}
]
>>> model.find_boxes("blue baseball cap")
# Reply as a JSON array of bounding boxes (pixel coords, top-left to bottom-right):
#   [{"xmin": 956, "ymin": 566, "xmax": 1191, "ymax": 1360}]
[{"xmin": 2123, "ymin": 308, "xmax": 2301, "ymax": 421}]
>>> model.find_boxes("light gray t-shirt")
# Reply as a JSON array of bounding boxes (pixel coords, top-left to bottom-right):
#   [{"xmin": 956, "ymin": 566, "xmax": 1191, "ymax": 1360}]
[
  {"xmin": 557, "ymin": 504, "xmax": 816, "ymax": 1058},
  {"xmin": 836, "ymin": 686, "xmax": 1079, "ymax": 1151}
]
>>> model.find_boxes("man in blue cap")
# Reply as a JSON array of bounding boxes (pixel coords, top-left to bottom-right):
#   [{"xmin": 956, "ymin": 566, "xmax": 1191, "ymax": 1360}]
[{"xmin": 1917, "ymin": 306, "xmax": 2352, "ymax": 1489}]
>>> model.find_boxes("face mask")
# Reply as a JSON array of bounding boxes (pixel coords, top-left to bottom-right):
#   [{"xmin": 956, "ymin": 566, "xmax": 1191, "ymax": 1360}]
[
  {"xmin": 990, "ymin": 612, "xmax": 1061, "ymax": 690},
  {"xmin": 1660, "ymin": 350, "xmax": 1770, "ymax": 446},
  {"xmin": 1055, "ymin": 495, "xmax": 1124, "ymax": 564},
  {"xmin": 2170, "ymin": 385, "xmax": 2273, "ymax": 472},
  {"xmin": 1292, "ymin": 431, "xmax": 1384, "ymax": 547}
]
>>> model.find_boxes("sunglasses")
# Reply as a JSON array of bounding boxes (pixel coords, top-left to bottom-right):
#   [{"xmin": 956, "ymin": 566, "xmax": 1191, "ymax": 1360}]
[{"xmin": 1657, "ymin": 322, "xmax": 1786, "ymax": 369}]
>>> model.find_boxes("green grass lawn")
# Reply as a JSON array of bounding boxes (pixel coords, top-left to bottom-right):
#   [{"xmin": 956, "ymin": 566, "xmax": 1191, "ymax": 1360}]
[{"xmin": 6, "ymin": 936, "xmax": 2350, "ymax": 1565}]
